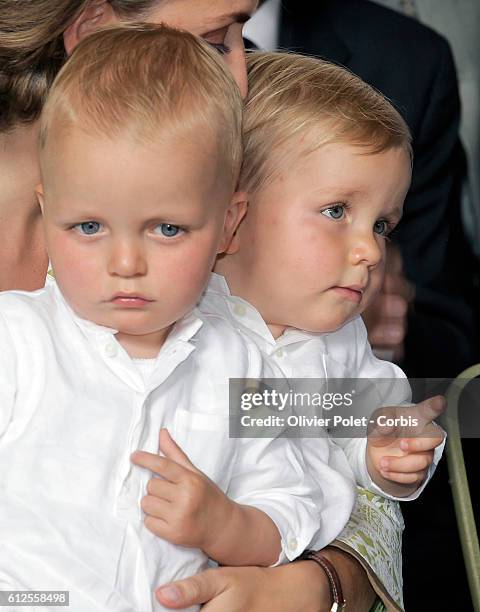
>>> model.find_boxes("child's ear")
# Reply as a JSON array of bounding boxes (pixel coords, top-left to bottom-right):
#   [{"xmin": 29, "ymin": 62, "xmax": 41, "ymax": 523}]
[
  {"xmin": 218, "ymin": 191, "xmax": 248, "ymax": 255},
  {"xmin": 63, "ymin": 1, "xmax": 117, "ymax": 55},
  {"xmin": 36, "ymin": 185, "xmax": 45, "ymax": 214}
]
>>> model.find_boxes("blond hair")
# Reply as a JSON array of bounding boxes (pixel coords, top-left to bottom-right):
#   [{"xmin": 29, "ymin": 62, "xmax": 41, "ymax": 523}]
[
  {"xmin": 241, "ymin": 51, "xmax": 412, "ymax": 194},
  {"xmin": 39, "ymin": 23, "xmax": 243, "ymax": 186}
]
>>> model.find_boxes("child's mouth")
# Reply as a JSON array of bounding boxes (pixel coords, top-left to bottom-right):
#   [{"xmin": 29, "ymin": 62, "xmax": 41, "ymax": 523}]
[
  {"xmin": 331, "ymin": 286, "xmax": 364, "ymax": 303},
  {"xmin": 110, "ymin": 294, "xmax": 154, "ymax": 307}
]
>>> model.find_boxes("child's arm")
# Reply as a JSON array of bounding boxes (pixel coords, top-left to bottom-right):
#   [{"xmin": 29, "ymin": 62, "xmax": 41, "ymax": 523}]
[
  {"xmin": 204, "ymin": 503, "xmax": 282, "ymax": 567},
  {"xmin": 334, "ymin": 318, "xmax": 445, "ymax": 499},
  {"xmin": 366, "ymin": 395, "xmax": 446, "ymax": 498},
  {"xmin": 131, "ymin": 428, "xmax": 281, "ymax": 566}
]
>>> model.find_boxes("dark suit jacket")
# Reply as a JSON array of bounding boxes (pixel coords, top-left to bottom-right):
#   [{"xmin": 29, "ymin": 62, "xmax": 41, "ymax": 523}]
[{"xmin": 278, "ymin": 0, "xmax": 478, "ymax": 378}]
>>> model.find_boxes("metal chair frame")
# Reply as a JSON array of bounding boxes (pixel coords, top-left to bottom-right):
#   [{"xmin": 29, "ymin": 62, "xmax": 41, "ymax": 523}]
[{"xmin": 445, "ymin": 364, "xmax": 480, "ymax": 610}]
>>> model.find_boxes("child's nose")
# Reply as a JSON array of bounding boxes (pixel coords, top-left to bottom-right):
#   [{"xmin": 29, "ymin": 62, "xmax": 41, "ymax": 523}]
[
  {"xmin": 107, "ymin": 239, "xmax": 147, "ymax": 277},
  {"xmin": 349, "ymin": 232, "xmax": 383, "ymax": 268}
]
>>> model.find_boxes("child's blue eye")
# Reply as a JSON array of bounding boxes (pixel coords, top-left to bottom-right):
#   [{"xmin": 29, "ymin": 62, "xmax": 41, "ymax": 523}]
[
  {"xmin": 321, "ymin": 205, "xmax": 345, "ymax": 220},
  {"xmin": 155, "ymin": 223, "xmax": 182, "ymax": 238},
  {"xmin": 373, "ymin": 220, "xmax": 389, "ymax": 235},
  {"xmin": 75, "ymin": 221, "xmax": 102, "ymax": 235}
]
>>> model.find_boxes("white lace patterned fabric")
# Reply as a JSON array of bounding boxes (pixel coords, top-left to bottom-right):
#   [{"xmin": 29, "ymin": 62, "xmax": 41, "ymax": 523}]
[{"xmin": 332, "ymin": 487, "xmax": 405, "ymax": 611}]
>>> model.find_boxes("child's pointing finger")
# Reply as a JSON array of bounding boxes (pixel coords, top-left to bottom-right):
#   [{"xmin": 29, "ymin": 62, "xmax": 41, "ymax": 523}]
[
  {"xmin": 131, "ymin": 450, "xmax": 185, "ymax": 483},
  {"xmin": 402, "ymin": 395, "xmax": 446, "ymax": 431},
  {"xmin": 158, "ymin": 428, "xmax": 202, "ymax": 475}
]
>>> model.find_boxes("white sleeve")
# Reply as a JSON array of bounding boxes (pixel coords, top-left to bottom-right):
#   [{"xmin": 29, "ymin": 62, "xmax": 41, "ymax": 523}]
[
  {"xmin": 227, "ymin": 435, "xmax": 321, "ymax": 565},
  {"xmin": 297, "ymin": 437, "xmax": 356, "ymax": 551},
  {"xmin": 0, "ymin": 313, "xmax": 17, "ymax": 439},
  {"xmin": 227, "ymin": 335, "xmax": 321, "ymax": 565}
]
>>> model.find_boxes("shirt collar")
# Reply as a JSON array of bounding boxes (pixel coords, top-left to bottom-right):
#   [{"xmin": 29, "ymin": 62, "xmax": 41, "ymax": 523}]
[
  {"xmin": 52, "ymin": 280, "xmax": 118, "ymax": 338},
  {"xmin": 206, "ymin": 273, "xmax": 323, "ymax": 349}
]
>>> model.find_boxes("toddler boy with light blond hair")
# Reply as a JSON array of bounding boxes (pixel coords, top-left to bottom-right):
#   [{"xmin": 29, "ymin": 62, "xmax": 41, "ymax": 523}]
[
  {"xmin": 202, "ymin": 51, "xmax": 445, "ymax": 511},
  {"xmin": 0, "ymin": 30, "xmax": 334, "ymax": 612}
]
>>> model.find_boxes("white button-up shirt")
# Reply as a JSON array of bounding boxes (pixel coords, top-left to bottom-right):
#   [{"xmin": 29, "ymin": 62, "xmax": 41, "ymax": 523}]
[
  {"xmin": 200, "ymin": 274, "xmax": 445, "ymax": 512},
  {"xmin": 0, "ymin": 281, "xmax": 321, "ymax": 612}
]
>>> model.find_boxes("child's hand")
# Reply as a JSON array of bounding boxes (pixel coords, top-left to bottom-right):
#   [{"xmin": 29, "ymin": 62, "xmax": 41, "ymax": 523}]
[
  {"xmin": 366, "ymin": 395, "xmax": 445, "ymax": 497},
  {"xmin": 131, "ymin": 429, "xmax": 233, "ymax": 555}
]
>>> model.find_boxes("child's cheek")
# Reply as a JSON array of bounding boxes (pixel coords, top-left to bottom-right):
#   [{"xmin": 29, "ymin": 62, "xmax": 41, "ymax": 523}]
[{"xmin": 47, "ymin": 229, "xmax": 101, "ymax": 296}]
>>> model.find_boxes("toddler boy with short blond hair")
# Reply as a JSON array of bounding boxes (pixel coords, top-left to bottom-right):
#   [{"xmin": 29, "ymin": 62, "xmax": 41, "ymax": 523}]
[
  {"xmin": 203, "ymin": 51, "xmax": 445, "ymax": 510},
  {"xmin": 0, "ymin": 30, "xmax": 334, "ymax": 612}
]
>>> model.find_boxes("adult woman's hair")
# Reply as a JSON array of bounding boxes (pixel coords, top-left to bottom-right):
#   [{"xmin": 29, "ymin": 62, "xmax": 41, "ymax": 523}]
[
  {"xmin": 0, "ymin": 0, "xmax": 162, "ymax": 131},
  {"xmin": 1, "ymin": 1, "xmax": 80, "ymax": 130}
]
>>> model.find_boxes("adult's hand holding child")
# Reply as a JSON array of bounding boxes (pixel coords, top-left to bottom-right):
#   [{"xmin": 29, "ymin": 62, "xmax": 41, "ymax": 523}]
[{"xmin": 155, "ymin": 561, "xmax": 335, "ymax": 611}]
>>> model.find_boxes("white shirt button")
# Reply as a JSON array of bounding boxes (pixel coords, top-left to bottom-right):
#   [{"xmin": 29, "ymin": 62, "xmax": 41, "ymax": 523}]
[
  {"xmin": 233, "ymin": 303, "xmax": 247, "ymax": 317},
  {"xmin": 104, "ymin": 341, "xmax": 118, "ymax": 358},
  {"xmin": 276, "ymin": 348, "xmax": 284, "ymax": 358},
  {"xmin": 287, "ymin": 537, "xmax": 298, "ymax": 551}
]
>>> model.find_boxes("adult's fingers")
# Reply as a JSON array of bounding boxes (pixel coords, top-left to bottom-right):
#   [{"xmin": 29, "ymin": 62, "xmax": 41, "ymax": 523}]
[
  {"xmin": 384, "ymin": 271, "xmax": 415, "ymax": 303},
  {"xmin": 368, "ymin": 316, "xmax": 406, "ymax": 348},
  {"xmin": 365, "ymin": 294, "xmax": 406, "ymax": 348},
  {"xmin": 374, "ymin": 293, "xmax": 408, "ymax": 319},
  {"xmin": 156, "ymin": 568, "xmax": 228, "ymax": 609},
  {"xmin": 385, "ymin": 242, "xmax": 404, "ymax": 275}
]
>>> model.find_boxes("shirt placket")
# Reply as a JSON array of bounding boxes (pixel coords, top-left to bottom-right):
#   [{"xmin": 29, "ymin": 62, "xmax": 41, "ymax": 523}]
[
  {"xmin": 115, "ymin": 390, "xmax": 151, "ymax": 522},
  {"xmin": 111, "ymin": 341, "xmax": 196, "ymax": 522}
]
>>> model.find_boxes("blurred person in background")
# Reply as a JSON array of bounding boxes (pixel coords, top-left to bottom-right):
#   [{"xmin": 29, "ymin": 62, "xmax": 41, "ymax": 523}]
[{"xmin": 378, "ymin": 0, "xmax": 480, "ymax": 252}]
